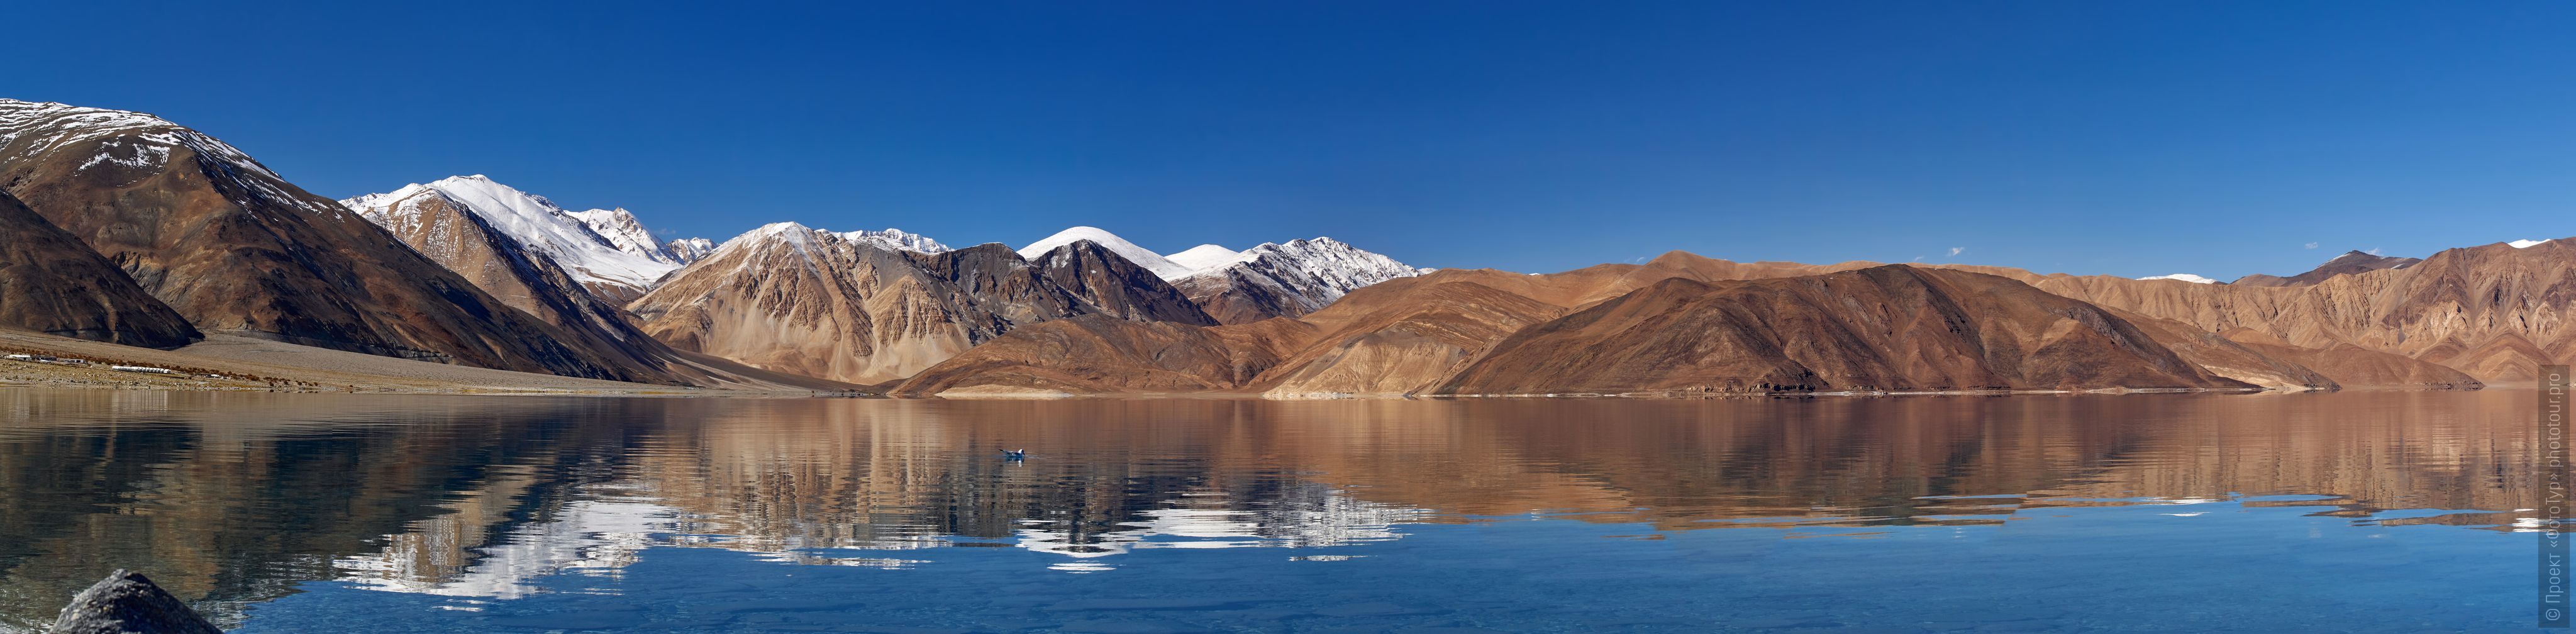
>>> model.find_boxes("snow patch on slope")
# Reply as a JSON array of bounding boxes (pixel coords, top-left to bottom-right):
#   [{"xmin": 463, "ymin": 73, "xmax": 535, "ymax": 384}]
[
  {"xmin": 2138, "ymin": 273, "xmax": 2221, "ymax": 284},
  {"xmin": 1019, "ymin": 226, "xmax": 1194, "ymax": 279},
  {"xmin": 2511, "ymin": 239, "xmax": 2551, "ymax": 249}
]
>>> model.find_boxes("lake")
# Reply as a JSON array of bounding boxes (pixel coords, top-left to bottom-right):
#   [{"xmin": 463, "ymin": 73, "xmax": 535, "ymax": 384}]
[{"xmin": 0, "ymin": 389, "xmax": 2541, "ymax": 633}]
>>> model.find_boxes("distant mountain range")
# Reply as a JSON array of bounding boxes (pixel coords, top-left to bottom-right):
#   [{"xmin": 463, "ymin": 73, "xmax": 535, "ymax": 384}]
[{"xmin": 0, "ymin": 98, "xmax": 2550, "ymax": 396}]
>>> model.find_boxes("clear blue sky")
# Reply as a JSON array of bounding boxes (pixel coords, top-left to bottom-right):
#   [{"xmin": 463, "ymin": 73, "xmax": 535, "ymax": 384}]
[{"xmin": 8, "ymin": 2, "xmax": 2570, "ymax": 278}]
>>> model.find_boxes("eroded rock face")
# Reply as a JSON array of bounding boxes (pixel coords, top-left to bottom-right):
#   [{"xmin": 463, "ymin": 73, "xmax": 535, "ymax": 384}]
[
  {"xmin": 0, "ymin": 191, "xmax": 197, "ymax": 348},
  {"xmin": 47, "ymin": 569, "xmax": 219, "ymax": 634},
  {"xmin": 0, "ymin": 99, "xmax": 658, "ymax": 381}
]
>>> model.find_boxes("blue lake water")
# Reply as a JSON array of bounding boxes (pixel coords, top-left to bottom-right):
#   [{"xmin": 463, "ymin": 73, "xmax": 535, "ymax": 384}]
[{"xmin": 0, "ymin": 389, "xmax": 2544, "ymax": 632}]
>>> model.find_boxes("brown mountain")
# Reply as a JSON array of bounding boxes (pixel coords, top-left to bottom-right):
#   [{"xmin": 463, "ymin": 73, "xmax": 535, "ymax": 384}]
[
  {"xmin": 1943, "ymin": 241, "xmax": 2573, "ymax": 382},
  {"xmin": 2233, "ymin": 250, "xmax": 2421, "ymax": 287},
  {"xmin": 1436, "ymin": 266, "xmax": 2256, "ymax": 395},
  {"xmin": 0, "ymin": 99, "xmax": 665, "ymax": 382},
  {"xmin": 0, "ymin": 190, "xmax": 199, "ymax": 348},
  {"xmin": 628, "ymin": 225, "xmax": 1214, "ymax": 384}
]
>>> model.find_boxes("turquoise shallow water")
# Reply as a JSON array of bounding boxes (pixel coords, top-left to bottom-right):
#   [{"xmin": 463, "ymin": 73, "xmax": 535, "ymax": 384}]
[{"xmin": 0, "ymin": 389, "xmax": 2545, "ymax": 632}]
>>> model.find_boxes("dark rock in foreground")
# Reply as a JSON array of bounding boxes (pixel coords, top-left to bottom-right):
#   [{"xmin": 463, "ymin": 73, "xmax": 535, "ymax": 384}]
[{"xmin": 48, "ymin": 569, "xmax": 219, "ymax": 634}]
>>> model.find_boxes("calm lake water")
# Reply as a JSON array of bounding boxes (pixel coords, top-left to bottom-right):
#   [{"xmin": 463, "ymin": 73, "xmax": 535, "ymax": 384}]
[{"xmin": 0, "ymin": 389, "xmax": 2543, "ymax": 633}]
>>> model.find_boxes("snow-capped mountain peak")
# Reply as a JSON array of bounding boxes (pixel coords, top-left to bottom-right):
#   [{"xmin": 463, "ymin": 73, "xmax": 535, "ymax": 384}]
[
  {"xmin": 1019, "ymin": 226, "xmax": 1195, "ymax": 279},
  {"xmin": 2510, "ymin": 238, "xmax": 2551, "ymax": 249},
  {"xmin": 2138, "ymin": 273, "xmax": 2221, "ymax": 284},
  {"xmin": 343, "ymin": 175, "xmax": 681, "ymax": 294},
  {"xmin": 1165, "ymin": 244, "xmax": 1252, "ymax": 272},
  {"xmin": 740, "ymin": 221, "xmax": 817, "ymax": 244}
]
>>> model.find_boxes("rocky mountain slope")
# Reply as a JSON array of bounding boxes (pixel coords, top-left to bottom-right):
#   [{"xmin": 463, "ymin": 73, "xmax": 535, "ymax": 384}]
[
  {"xmin": 345, "ymin": 176, "xmax": 681, "ymax": 301},
  {"xmin": 1169, "ymin": 238, "xmax": 1431, "ymax": 324},
  {"xmin": 628, "ymin": 223, "xmax": 1214, "ymax": 384},
  {"xmin": 0, "ymin": 189, "xmax": 200, "ymax": 348},
  {"xmin": 0, "ymin": 99, "xmax": 668, "ymax": 381},
  {"xmin": 2231, "ymin": 250, "xmax": 2421, "ymax": 287}
]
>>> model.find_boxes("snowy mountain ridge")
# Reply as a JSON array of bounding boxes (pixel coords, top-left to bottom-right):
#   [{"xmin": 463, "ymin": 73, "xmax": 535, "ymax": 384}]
[
  {"xmin": 1161, "ymin": 236, "xmax": 1432, "ymax": 323},
  {"xmin": 1018, "ymin": 226, "xmax": 1197, "ymax": 280},
  {"xmin": 839, "ymin": 228, "xmax": 952, "ymax": 253},
  {"xmin": 343, "ymin": 175, "xmax": 682, "ymax": 294}
]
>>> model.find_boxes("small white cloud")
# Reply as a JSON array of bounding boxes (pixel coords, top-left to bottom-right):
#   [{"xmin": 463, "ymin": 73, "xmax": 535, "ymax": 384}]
[
  {"xmin": 2302, "ymin": 242, "xmax": 2318, "ymax": 249},
  {"xmin": 1947, "ymin": 247, "xmax": 1964, "ymax": 257},
  {"xmin": 1910, "ymin": 256, "xmax": 1925, "ymax": 262}
]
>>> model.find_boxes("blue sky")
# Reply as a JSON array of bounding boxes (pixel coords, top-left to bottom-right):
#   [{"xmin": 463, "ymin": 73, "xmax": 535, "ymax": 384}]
[{"xmin": 8, "ymin": 2, "xmax": 2570, "ymax": 277}]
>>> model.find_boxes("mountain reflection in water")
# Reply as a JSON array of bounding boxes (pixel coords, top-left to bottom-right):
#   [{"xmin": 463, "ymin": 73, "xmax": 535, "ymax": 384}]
[{"xmin": 0, "ymin": 389, "xmax": 2534, "ymax": 631}]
